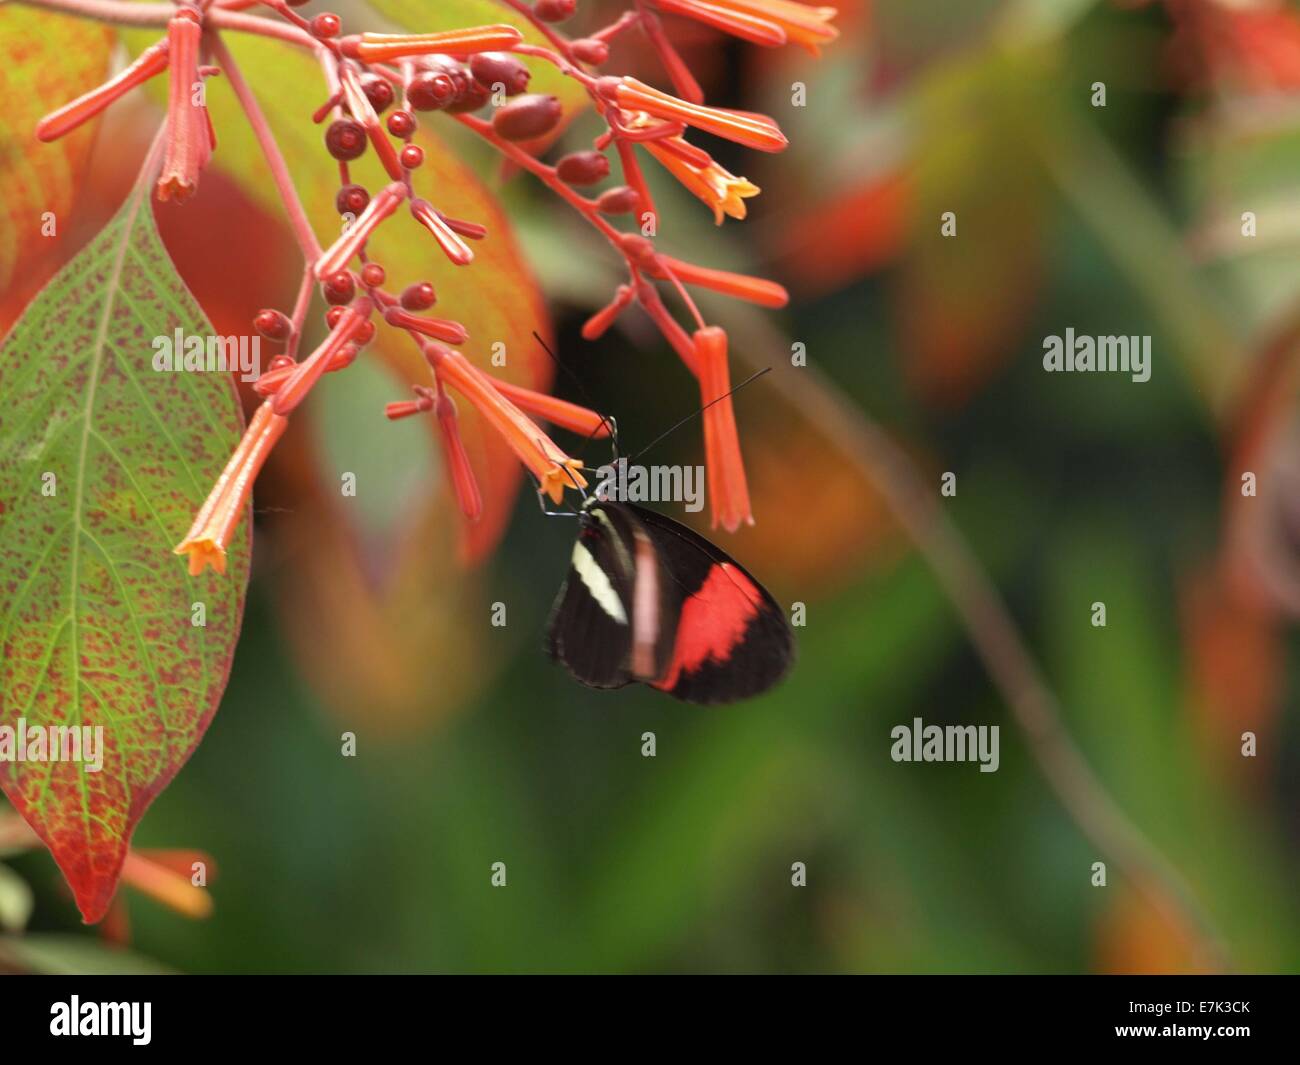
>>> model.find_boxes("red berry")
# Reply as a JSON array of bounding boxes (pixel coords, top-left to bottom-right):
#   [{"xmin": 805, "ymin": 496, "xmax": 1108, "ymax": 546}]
[
  {"xmin": 570, "ymin": 38, "xmax": 609, "ymax": 65},
  {"xmin": 469, "ymin": 52, "xmax": 531, "ymax": 96},
  {"xmin": 311, "ymin": 13, "xmax": 341, "ymax": 38},
  {"xmin": 400, "ymin": 143, "xmax": 424, "ymax": 169},
  {"xmin": 492, "ymin": 94, "xmax": 561, "ymax": 140},
  {"xmin": 386, "ymin": 109, "xmax": 416, "ymax": 138},
  {"xmin": 325, "ymin": 306, "xmax": 346, "ymax": 329},
  {"xmin": 335, "ymin": 183, "xmax": 370, "ymax": 216},
  {"xmin": 361, "ymin": 263, "xmax": 386, "ymax": 288},
  {"xmin": 361, "ymin": 73, "xmax": 394, "ymax": 114},
  {"xmin": 254, "ymin": 309, "xmax": 292, "ymax": 341},
  {"xmin": 355, "ymin": 321, "xmax": 376, "ymax": 344},
  {"xmin": 534, "ymin": 0, "xmax": 576, "ymax": 22},
  {"xmin": 597, "ymin": 186, "xmax": 640, "ymax": 214},
  {"xmin": 268, "ymin": 354, "xmax": 296, "ymax": 371},
  {"xmin": 322, "ymin": 271, "xmax": 356, "ymax": 305},
  {"xmin": 556, "ymin": 150, "xmax": 609, "ymax": 186},
  {"xmin": 325, "ymin": 119, "xmax": 367, "ymax": 161},
  {"xmin": 407, "ymin": 70, "xmax": 456, "ymax": 111},
  {"xmin": 400, "ymin": 282, "xmax": 437, "ymax": 310}
]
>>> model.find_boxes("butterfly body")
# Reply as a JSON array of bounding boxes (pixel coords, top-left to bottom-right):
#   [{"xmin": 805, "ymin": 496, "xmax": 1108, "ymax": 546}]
[{"xmin": 545, "ymin": 499, "xmax": 794, "ymax": 705}]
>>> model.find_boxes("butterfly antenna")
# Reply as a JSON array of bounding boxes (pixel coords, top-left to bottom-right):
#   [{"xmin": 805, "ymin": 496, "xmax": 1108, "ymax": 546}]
[
  {"xmin": 532, "ymin": 331, "xmax": 622, "ymax": 457},
  {"xmin": 629, "ymin": 366, "xmax": 771, "ymax": 464}
]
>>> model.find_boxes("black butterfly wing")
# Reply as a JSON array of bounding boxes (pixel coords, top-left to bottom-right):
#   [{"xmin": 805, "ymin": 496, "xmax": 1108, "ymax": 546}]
[
  {"xmin": 544, "ymin": 508, "xmax": 638, "ymax": 690},
  {"xmin": 628, "ymin": 504, "xmax": 795, "ymax": 705}
]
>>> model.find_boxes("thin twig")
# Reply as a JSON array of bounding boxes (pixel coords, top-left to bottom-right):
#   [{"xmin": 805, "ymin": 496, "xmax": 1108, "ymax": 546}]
[{"xmin": 754, "ymin": 355, "xmax": 1232, "ymax": 972}]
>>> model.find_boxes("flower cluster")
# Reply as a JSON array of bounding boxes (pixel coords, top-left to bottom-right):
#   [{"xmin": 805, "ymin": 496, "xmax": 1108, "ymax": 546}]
[{"xmin": 34, "ymin": 0, "xmax": 840, "ymax": 575}]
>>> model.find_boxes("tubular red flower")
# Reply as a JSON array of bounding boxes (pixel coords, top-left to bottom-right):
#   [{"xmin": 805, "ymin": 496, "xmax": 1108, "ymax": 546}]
[
  {"xmin": 174, "ymin": 401, "xmax": 289, "ymax": 576},
  {"xmin": 157, "ymin": 11, "xmax": 211, "ymax": 203},
  {"xmin": 422, "ymin": 341, "xmax": 587, "ymax": 503},
  {"xmin": 272, "ymin": 306, "xmax": 369, "ymax": 415},
  {"xmin": 316, "ymin": 182, "xmax": 406, "ymax": 278},
  {"xmin": 36, "ymin": 38, "xmax": 170, "ymax": 143},
  {"xmin": 121, "ymin": 851, "xmax": 213, "ymax": 919},
  {"xmin": 488, "ymin": 378, "xmax": 612, "ymax": 438},
  {"xmin": 652, "ymin": 0, "xmax": 838, "ymax": 53},
  {"xmin": 434, "ymin": 389, "xmax": 484, "ymax": 521},
  {"xmin": 410, "ymin": 199, "xmax": 474, "ymax": 265},
  {"xmin": 385, "ymin": 395, "xmax": 434, "ymax": 420},
  {"xmin": 611, "ymin": 77, "xmax": 788, "ymax": 152},
  {"xmin": 384, "ymin": 305, "xmax": 469, "ymax": 345},
  {"xmin": 582, "ymin": 285, "xmax": 635, "ymax": 341},
  {"xmin": 649, "ymin": 0, "xmax": 788, "ymax": 47},
  {"xmin": 653, "ymin": 255, "xmax": 789, "ymax": 307},
  {"xmin": 693, "ymin": 326, "xmax": 753, "ymax": 531},
  {"xmin": 642, "ymin": 137, "xmax": 760, "ymax": 224},
  {"xmin": 346, "ymin": 25, "xmax": 524, "ymax": 62}
]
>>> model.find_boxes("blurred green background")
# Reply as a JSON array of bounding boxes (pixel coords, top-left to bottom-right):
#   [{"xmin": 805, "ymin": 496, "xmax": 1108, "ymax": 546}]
[{"xmin": 4, "ymin": 0, "xmax": 1300, "ymax": 973}]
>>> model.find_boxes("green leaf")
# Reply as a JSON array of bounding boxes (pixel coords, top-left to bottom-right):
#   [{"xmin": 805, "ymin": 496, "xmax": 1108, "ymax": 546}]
[
  {"xmin": 0, "ymin": 7, "xmax": 115, "ymax": 290},
  {"xmin": 0, "ymin": 933, "xmax": 175, "ymax": 974},
  {"xmin": 0, "ymin": 863, "xmax": 34, "ymax": 933},
  {"xmin": 0, "ymin": 177, "xmax": 250, "ymax": 923}
]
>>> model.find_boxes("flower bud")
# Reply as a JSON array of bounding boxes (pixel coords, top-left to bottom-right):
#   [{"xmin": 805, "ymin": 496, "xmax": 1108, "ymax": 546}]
[
  {"xmin": 400, "ymin": 281, "xmax": 437, "ymax": 310},
  {"xmin": 534, "ymin": 0, "xmax": 576, "ymax": 23},
  {"xmin": 469, "ymin": 52, "xmax": 531, "ymax": 95},
  {"xmin": 360, "ymin": 73, "xmax": 394, "ymax": 113},
  {"xmin": 254, "ymin": 309, "xmax": 292, "ymax": 341},
  {"xmin": 555, "ymin": 150, "xmax": 610, "ymax": 186},
  {"xmin": 492, "ymin": 93, "xmax": 561, "ymax": 140},
  {"xmin": 596, "ymin": 185, "xmax": 640, "ymax": 214},
  {"xmin": 446, "ymin": 79, "xmax": 492, "ymax": 114},
  {"xmin": 570, "ymin": 38, "xmax": 609, "ymax": 64},
  {"xmin": 325, "ymin": 119, "xmax": 367, "ymax": 161},
  {"xmin": 407, "ymin": 69, "xmax": 456, "ymax": 110},
  {"xmin": 335, "ymin": 183, "xmax": 370, "ymax": 215}
]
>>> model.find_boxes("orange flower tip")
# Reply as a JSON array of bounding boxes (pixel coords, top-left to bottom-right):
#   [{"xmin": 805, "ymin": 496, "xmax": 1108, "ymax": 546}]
[
  {"xmin": 540, "ymin": 461, "xmax": 588, "ymax": 504},
  {"xmin": 175, "ymin": 539, "xmax": 227, "ymax": 577},
  {"xmin": 155, "ymin": 176, "xmax": 197, "ymax": 203}
]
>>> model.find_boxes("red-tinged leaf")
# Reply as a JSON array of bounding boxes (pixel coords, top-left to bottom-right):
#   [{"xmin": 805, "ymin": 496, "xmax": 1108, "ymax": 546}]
[
  {"xmin": 767, "ymin": 167, "xmax": 911, "ymax": 296},
  {"xmin": 0, "ymin": 7, "xmax": 115, "ymax": 292},
  {"xmin": 0, "ymin": 179, "xmax": 249, "ymax": 923},
  {"xmin": 1093, "ymin": 886, "xmax": 1206, "ymax": 974},
  {"xmin": 1180, "ymin": 566, "xmax": 1284, "ymax": 780}
]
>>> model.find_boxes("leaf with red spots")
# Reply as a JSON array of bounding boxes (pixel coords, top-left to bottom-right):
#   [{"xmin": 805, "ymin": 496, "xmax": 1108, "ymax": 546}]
[
  {"xmin": 0, "ymin": 6, "xmax": 115, "ymax": 292},
  {"xmin": 0, "ymin": 175, "xmax": 249, "ymax": 923}
]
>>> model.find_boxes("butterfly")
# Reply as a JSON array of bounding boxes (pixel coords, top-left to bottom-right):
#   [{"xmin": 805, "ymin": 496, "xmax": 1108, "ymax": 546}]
[{"xmin": 545, "ymin": 497, "xmax": 795, "ymax": 705}]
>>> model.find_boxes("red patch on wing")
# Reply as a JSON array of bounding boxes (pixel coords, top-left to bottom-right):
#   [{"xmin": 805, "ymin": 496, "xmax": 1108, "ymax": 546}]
[{"xmin": 654, "ymin": 563, "xmax": 762, "ymax": 691}]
